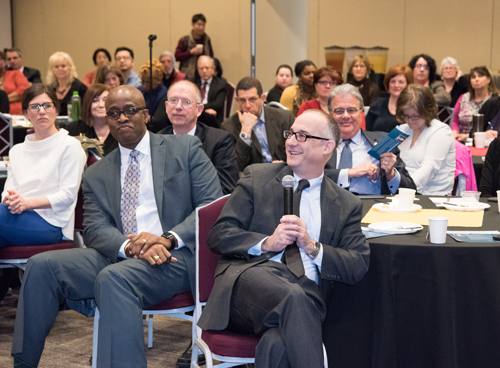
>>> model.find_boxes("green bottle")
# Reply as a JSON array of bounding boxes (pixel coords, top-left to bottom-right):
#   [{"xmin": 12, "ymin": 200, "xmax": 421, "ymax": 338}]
[{"xmin": 71, "ymin": 91, "xmax": 81, "ymax": 122}]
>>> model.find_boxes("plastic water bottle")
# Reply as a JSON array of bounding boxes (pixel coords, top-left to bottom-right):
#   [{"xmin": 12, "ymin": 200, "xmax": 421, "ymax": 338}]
[{"xmin": 71, "ymin": 91, "xmax": 81, "ymax": 122}]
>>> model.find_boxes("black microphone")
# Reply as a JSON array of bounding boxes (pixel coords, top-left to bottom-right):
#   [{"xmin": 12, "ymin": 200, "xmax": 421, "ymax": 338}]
[
  {"xmin": 282, "ymin": 175, "xmax": 295, "ymax": 216},
  {"xmin": 148, "ymin": 34, "xmax": 157, "ymax": 42}
]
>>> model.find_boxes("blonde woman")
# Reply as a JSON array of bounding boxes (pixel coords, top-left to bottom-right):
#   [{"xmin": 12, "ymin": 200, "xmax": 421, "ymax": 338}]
[{"xmin": 46, "ymin": 51, "xmax": 87, "ymax": 116}]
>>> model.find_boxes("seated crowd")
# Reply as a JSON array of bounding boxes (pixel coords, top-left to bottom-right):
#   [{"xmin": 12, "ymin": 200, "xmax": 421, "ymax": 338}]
[{"xmin": 3, "ymin": 11, "xmax": 500, "ymax": 368}]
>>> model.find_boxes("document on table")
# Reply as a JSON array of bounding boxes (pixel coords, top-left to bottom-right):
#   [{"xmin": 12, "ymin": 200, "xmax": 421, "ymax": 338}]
[{"xmin": 447, "ymin": 231, "xmax": 500, "ymax": 243}]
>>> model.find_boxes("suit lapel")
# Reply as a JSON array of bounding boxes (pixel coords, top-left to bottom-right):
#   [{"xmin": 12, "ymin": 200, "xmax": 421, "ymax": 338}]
[
  {"xmin": 361, "ymin": 130, "xmax": 376, "ymax": 147},
  {"xmin": 319, "ymin": 177, "xmax": 339, "ymax": 244},
  {"xmin": 103, "ymin": 150, "xmax": 122, "ymax": 229},
  {"xmin": 150, "ymin": 134, "xmax": 166, "ymax": 222},
  {"xmin": 264, "ymin": 107, "xmax": 277, "ymax": 157}
]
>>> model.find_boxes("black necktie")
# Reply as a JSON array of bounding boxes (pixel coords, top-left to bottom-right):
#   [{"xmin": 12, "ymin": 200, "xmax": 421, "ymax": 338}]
[
  {"xmin": 338, "ymin": 139, "xmax": 352, "ymax": 169},
  {"xmin": 284, "ymin": 179, "xmax": 310, "ymax": 277}
]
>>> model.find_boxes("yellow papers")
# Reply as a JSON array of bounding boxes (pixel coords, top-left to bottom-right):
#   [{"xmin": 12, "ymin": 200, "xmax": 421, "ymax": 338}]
[{"xmin": 362, "ymin": 208, "xmax": 484, "ymax": 227}]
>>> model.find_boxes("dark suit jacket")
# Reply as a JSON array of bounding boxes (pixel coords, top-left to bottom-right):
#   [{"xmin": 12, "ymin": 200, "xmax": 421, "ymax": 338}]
[
  {"xmin": 221, "ymin": 106, "xmax": 294, "ymax": 171},
  {"xmin": 0, "ymin": 89, "xmax": 8, "ymax": 113},
  {"xmin": 198, "ymin": 163, "xmax": 370, "ymax": 331},
  {"xmin": 191, "ymin": 75, "xmax": 227, "ymax": 125},
  {"xmin": 324, "ymin": 130, "xmax": 416, "ymax": 195},
  {"xmin": 8, "ymin": 66, "xmax": 42, "ymax": 84},
  {"xmin": 158, "ymin": 122, "xmax": 239, "ymax": 194},
  {"xmin": 81, "ymin": 132, "xmax": 223, "ymax": 295}
]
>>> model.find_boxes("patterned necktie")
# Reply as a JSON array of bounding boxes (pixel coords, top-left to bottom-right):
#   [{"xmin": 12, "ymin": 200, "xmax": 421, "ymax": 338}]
[
  {"xmin": 338, "ymin": 139, "xmax": 353, "ymax": 170},
  {"xmin": 284, "ymin": 179, "xmax": 310, "ymax": 277},
  {"xmin": 121, "ymin": 150, "xmax": 140, "ymax": 235},
  {"xmin": 200, "ymin": 81, "xmax": 207, "ymax": 101}
]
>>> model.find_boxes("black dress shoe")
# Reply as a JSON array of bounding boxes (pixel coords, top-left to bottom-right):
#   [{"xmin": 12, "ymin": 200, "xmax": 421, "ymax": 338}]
[{"xmin": 176, "ymin": 341, "xmax": 206, "ymax": 368}]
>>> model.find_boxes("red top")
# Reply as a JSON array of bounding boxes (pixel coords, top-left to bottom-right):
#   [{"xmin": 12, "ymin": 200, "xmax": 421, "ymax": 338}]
[
  {"xmin": 297, "ymin": 98, "xmax": 321, "ymax": 117},
  {"xmin": 3, "ymin": 70, "xmax": 30, "ymax": 115},
  {"xmin": 175, "ymin": 34, "xmax": 214, "ymax": 62}
]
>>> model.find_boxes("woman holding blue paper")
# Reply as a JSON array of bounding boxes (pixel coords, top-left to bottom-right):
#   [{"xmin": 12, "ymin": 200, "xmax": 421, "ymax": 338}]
[{"xmin": 396, "ymin": 84, "xmax": 455, "ymax": 195}]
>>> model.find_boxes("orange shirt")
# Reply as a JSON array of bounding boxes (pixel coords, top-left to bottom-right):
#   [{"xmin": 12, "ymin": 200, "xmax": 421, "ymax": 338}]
[{"xmin": 4, "ymin": 70, "xmax": 30, "ymax": 115}]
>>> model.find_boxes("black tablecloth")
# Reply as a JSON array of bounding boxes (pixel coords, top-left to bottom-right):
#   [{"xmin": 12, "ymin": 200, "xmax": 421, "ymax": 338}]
[{"xmin": 323, "ymin": 196, "xmax": 500, "ymax": 368}]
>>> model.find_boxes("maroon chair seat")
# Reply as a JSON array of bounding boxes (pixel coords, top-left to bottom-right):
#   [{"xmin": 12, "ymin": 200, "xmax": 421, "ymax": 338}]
[
  {"xmin": 144, "ymin": 291, "xmax": 194, "ymax": 311},
  {"xmin": 201, "ymin": 329, "xmax": 260, "ymax": 358},
  {"xmin": 0, "ymin": 241, "xmax": 75, "ymax": 260}
]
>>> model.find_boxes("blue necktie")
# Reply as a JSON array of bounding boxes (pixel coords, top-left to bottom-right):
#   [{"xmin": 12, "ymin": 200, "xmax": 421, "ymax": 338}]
[{"xmin": 338, "ymin": 139, "xmax": 352, "ymax": 170}]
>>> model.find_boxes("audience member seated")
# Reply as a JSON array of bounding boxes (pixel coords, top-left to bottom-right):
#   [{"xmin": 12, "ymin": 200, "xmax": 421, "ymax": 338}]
[
  {"xmin": 95, "ymin": 63, "xmax": 124, "ymax": 90},
  {"xmin": 159, "ymin": 51, "xmax": 186, "ymax": 89},
  {"xmin": 397, "ymin": 84, "xmax": 455, "ymax": 195},
  {"xmin": 198, "ymin": 109, "xmax": 370, "ymax": 368},
  {"xmin": 175, "ymin": 13, "xmax": 214, "ymax": 79},
  {"xmin": 0, "ymin": 51, "xmax": 30, "ymax": 115},
  {"xmin": 479, "ymin": 94, "xmax": 500, "ymax": 141},
  {"xmin": 83, "ymin": 48, "xmax": 112, "ymax": 87},
  {"xmin": 6, "ymin": 47, "xmax": 42, "ymax": 84},
  {"xmin": 0, "ymin": 89, "xmax": 8, "ymax": 113},
  {"xmin": 297, "ymin": 66, "xmax": 343, "ymax": 116},
  {"xmin": 221, "ymin": 76, "xmax": 294, "ymax": 171},
  {"xmin": 47, "ymin": 51, "xmax": 87, "ymax": 116},
  {"xmin": 440, "ymin": 57, "xmax": 469, "ymax": 107},
  {"xmin": 280, "ymin": 60, "xmax": 317, "ymax": 116},
  {"xmin": 479, "ymin": 137, "xmax": 500, "ymax": 197},
  {"xmin": 0, "ymin": 84, "xmax": 85, "ymax": 247},
  {"xmin": 409, "ymin": 54, "xmax": 451, "ymax": 105},
  {"xmin": 66, "ymin": 83, "xmax": 118, "ymax": 156},
  {"xmin": 11, "ymin": 85, "xmax": 222, "ymax": 368},
  {"xmin": 451, "ymin": 66, "xmax": 497, "ymax": 142},
  {"xmin": 366, "ymin": 63, "xmax": 413, "ymax": 132},
  {"xmin": 158, "ymin": 80, "xmax": 238, "ymax": 194},
  {"xmin": 190, "ymin": 55, "xmax": 227, "ymax": 126},
  {"xmin": 138, "ymin": 59, "xmax": 168, "ymax": 114},
  {"xmin": 114, "ymin": 47, "xmax": 141, "ymax": 88},
  {"xmin": 346, "ymin": 55, "xmax": 380, "ymax": 106},
  {"xmin": 266, "ymin": 64, "xmax": 293, "ymax": 104},
  {"xmin": 325, "ymin": 84, "xmax": 416, "ymax": 195}
]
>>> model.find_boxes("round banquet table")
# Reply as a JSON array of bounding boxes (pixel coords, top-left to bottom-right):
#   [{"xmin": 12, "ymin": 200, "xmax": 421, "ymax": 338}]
[{"xmin": 323, "ymin": 196, "xmax": 500, "ymax": 368}]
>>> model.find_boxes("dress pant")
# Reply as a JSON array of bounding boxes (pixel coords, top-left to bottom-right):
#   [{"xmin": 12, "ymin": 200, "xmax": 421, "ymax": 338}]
[
  {"xmin": 12, "ymin": 247, "xmax": 191, "ymax": 368},
  {"xmin": 227, "ymin": 262, "xmax": 326, "ymax": 368}
]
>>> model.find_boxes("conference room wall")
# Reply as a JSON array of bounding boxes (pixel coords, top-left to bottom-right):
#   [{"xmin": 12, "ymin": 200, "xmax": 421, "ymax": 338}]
[
  {"xmin": 0, "ymin": 0, "xmax": 12, "ymax": 50},
  {"xmin": 308, "ymin": 0, "xmax": 500, "ymax": 76},
  {"xmin": 10, "ymin": 0, "xmax": 307, "ymax": 95}
]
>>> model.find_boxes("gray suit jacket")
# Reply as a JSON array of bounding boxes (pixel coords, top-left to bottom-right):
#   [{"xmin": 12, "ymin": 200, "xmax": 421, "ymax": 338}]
[
  {"xmin": 325, "ymin": 130, "xmax": 416, "ymax": 195},
  {"xmin": 221, "ymin": 106, "xmax": 294, "ymax": 171},
  {"xmin": 198, "ymin": 163, "xmax": 370, "ymax": 331},
  {"xmin": 81, "ymin": 132, "xmax": 223, "ymax": 294}
]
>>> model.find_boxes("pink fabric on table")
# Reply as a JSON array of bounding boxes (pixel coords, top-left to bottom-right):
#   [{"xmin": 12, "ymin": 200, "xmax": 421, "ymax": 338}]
[{"xmin": 454, "ymin": 140, "xmax": 477, "ymax": 191}]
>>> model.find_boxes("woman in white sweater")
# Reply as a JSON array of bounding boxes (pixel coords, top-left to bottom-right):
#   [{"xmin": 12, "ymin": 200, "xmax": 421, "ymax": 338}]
[
  {"xmin": 0, "ymin": 84, "xmax": 86, "ymax": 247},
  {"xmin": 396, "ymin": 84, "xmax": 456, "ymax": 195}
]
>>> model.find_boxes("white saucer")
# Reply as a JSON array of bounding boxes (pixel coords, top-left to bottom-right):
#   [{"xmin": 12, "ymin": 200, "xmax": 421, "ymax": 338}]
[
  {"xmin": 372, "ymin": 203, "xmax": 422, "ymax": 213},
  {"xmin": 368, "ymin": 222, "xmax": 423, "ymax": 234},
  {"xmin": 443, "ymin": 202, "xmax": 490, "ymax": 212}
]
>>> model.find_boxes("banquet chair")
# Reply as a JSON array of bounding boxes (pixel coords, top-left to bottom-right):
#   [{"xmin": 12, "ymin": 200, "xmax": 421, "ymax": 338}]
[
  {"xmin": 191, "ymin": 195, "xmax": 328, "ymax": 368},
  {"xmin": 224, "ymin": 82, "xmax": 236, "ymax": 119},
  {"xmin": 266, "ymin": 101, "xmax": 289, "ymax": 110},
  {"xmin": 438, "ymin": 105, "xmax": 454, "ymax": 126}
]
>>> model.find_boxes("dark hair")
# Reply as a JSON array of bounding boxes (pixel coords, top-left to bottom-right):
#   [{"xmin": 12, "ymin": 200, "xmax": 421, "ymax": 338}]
[
  {"xmin": 276, "ymin": 64, "xmax": 293, "ymax": 77},
  {"xmin": 294, "ymin": 60, "xmax": 316, "ymax": 78},
  {"xmin": 7, "ymin": 47, "xmax": 22, "ymax": 57},
  {"xmin": 92, "ymin": 48, "xmax": 111, "ymax": 66},
  {"xmin": 81, "ymin": 84, "xmax": 111, "ymax": 127},
  {"xmin": 22, "ymin": 84, "xmax": 60, "ymax": 114},
  {"xmin": 314, "ymin": 66, "xmax": 343, "ymax": 85},
  {"xmin": 214, "ymin": 58, "xmax": 223, "ymax": 77},
  {"xmin": 236, "ymin": 77, "xmax": 263, "ymax": 96},
  {"xmin": 396, "ymin": 84, "xmax": 438, "ymax": 127},
  {"xmin": 468, "ymin": 66, "xmax": 498, "ymax": 99},
  {"xmin": 408, "ymin": 54, "xmax": 437, "ymax": 83},
  {"xmin": 384, "ymin": 64, "xmax": 413, "ymax": 90},
  {"xmin": 114, "ymin": 47, "xmax": 134, "ymax": 59},
  {"xmin": 192, "ymin": 13, "xmax": 206, "ymax": 23},
  {"xmin": 95, "ymin": 64, "xmax": 125, "ymax": 86}
]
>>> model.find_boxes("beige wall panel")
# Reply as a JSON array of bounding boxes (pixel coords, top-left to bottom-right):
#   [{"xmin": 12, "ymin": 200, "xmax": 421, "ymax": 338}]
[
  {"xmin": 404, "ymin": 0, "xmax": 493, "ymax": 73},
  {"xmin": 309, "ymin": 0, "xmax": 405, "ymax": 73},
  {"xmin": 0, "ymin": 0, "xmax": 12, "ymax": 49},
  {"xmin": 487, "ymin": 0, "xmax": 500, "ymax": 72},
  {"xmin": 256, "ymin": 0, "xmax": 308, "ymax": 91}
]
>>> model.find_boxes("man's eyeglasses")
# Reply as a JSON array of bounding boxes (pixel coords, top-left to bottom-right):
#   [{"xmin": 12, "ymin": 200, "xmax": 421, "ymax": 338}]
[
  {"xmin": 332, "ymin": 107, "xmax": 360, "ymax": 115},
  {"xmin": 283, "ymin": 130, "xmax": 330, "ymax": 142},
  {"xmin": 106, "ymin": 106, "xmax": 144, "ymax": 120},
  {"xmin": 167, "ymin": 98, "xmax": 197, "ymax": 107},
  {"xmin": 317, "ymin": 80, "xmax": 336, "ymax": 87},
  {"xmin": 236, "ymin": 97, "xmax": 259, "ymax": 104},
  {"xmin": 415, "ymin": 64, "xmax": 429, "ymax": 70},
  {"xmin": 27, "ymin": 103, "xmax": 55, "ymax": 113},
  {"xmin": 403, "ymin": 114, "xmax": 421, "ymax": 122},
  {"xmin": 116, "ymin": 56, "xmax": 131, "ymax": 62}
]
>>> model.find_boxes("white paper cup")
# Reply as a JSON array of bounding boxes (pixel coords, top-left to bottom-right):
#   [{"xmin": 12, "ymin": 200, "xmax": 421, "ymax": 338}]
[
  {"xmin": 196, "ymin": 44, "xmax": 204, "ymax": 52},
  {"xmin": 474, "ymin": 132, "xmax": 486, "ymax": 149},
  {"xmin": 427, "ymin": 217, "xmax": 448, "ymax": 244},
  {"xmin": 397, "ymin": 188, "xmax": 416, "ymax": 210},
  {"xmin": 497, "ymin": 190, "xmax": 500, "ymax": 212}
]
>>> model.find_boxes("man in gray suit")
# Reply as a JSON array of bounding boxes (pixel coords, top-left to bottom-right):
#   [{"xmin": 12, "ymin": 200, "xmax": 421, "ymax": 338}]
[
  {"xmin": 221, "ymin": 77, "xmax": 294, "ymax": 171},
  {"xmin": 12, "ymin": 86, "xmax": 222, "ymax": 368},
  {"xmin": 198, "ymin": 109, "xmax": 370, "ymax": 367}
]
